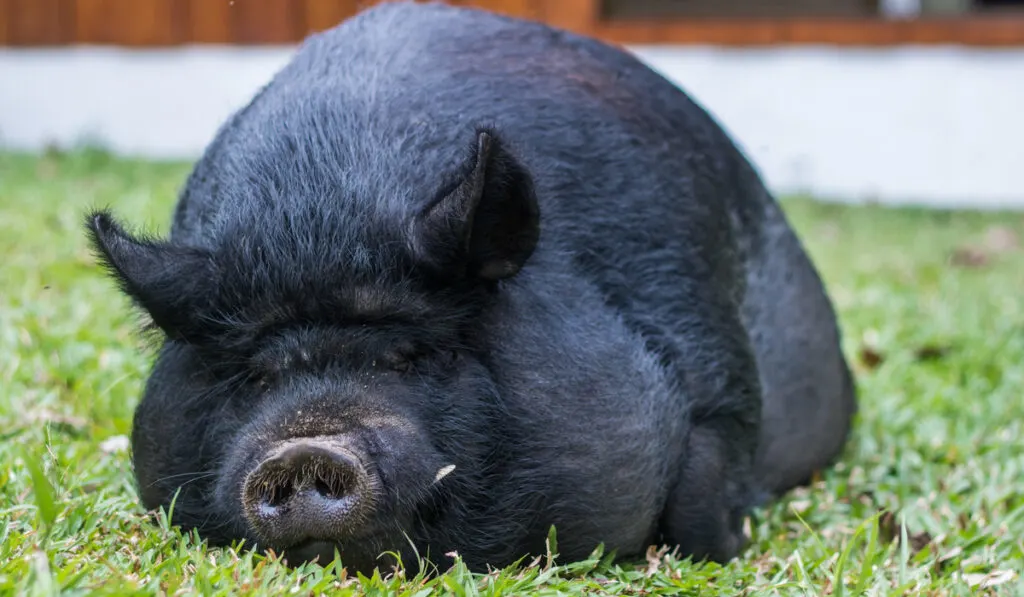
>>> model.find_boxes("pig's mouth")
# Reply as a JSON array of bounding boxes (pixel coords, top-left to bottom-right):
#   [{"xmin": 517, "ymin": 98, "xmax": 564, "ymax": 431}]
[
  {"xmin": 281, "ymin": 539, "xmax": 385, "ymax": 570},
  {"xmin": 283, "ymin": 539, "xmax": 341, "ymax": 564},
  {"xmin": 280, "ymin": 536, "xmax": 421, "ymax": 575}
]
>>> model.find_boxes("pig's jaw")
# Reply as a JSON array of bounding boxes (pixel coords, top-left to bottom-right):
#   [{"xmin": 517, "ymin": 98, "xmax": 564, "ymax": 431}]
[{"xmin": 282, "ymin": 539, "xmax": 339, "ymax": 564}]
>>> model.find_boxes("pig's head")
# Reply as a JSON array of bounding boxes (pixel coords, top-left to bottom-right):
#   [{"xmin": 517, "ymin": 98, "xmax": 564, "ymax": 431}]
[{"xmin": 85, "ymin": 129, "xmax": 540, "ymax": 572}]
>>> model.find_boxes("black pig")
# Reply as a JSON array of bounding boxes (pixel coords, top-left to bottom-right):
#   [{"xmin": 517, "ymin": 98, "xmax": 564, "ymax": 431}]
[{"xmin": 85, "ymin": 1, "xmax": 857, "ymax": 575}]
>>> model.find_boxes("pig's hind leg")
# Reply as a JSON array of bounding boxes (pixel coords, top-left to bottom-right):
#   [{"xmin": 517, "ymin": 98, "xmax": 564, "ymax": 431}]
[
  {"xmin": 739, "ymin": 200, "xmax": 858, "ymax": 497},
  {"xmin": 646, "ymin": 281, "xmax": 766, "ymax": 564},
  {"xmin": 654, "ymin": 199, "xmax": 857, "ymax": 563}
]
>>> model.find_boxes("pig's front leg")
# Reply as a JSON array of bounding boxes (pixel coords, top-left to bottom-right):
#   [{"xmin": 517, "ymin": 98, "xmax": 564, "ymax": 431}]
[{"xmin": 655, "ymin": 290, "xmax": 764, "ymax": 563}]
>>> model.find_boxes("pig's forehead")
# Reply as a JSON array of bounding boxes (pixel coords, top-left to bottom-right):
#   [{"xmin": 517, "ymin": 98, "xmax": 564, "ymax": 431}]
[
  {"xmin": 211, "ymin": 217, "xmax": 420, "ymax": 291},
  {"xmin": 203, "ymin": 202, "xmax": 465, "ymax": 330},
  {"xmin": 208, "ymin": 174, "xmax": 423, "ymax": 270},
  {"xmin": 205, "ymin": 136, "xmax": 467, "ymax": 254},
  {"xmin": 204, "ymin": 243, "xmax": 450, "ymax": 332},
  {"xmin": 194, "ymin": 90, "xmax": 485, "ymax": 282}
]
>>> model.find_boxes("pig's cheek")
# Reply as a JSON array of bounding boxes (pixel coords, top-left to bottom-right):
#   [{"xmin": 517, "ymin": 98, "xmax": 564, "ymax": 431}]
[
  {"xmin": 365, "ymin": 424, "xmax": 442, "ymax": 498},
  {"xmin": 211, "ymin": 431, "xmax": 265, "ymax": 521}
]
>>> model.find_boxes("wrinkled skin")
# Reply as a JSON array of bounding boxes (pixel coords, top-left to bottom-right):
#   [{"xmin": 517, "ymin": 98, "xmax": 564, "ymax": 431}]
[{"xmin": 86, "ymin": 1, "xmax": 857, "ymax": 576}]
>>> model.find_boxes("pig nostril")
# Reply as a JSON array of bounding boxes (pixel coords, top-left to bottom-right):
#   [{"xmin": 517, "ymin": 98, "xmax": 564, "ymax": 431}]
[
  {"xmin": 252, "ymin": 474, "xmax": 297, "ymax": 509},
  {"xmin": 314, "ymin": 470, "xmax": 349, "ymax": 499},
  {"xmin": 266, "ymin": 478, "xmax": 295, "ymax": 508}
]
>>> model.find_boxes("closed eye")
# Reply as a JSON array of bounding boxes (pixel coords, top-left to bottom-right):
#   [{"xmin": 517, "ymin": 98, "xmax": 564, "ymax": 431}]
[{"xmin": 381, "ymin": 349, "xmax": 416, "ymax": 373}]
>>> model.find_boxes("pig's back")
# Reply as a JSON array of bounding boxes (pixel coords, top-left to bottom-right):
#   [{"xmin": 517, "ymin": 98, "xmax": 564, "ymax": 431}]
[{"xmin": 171, "ymin": 0, "xmax": 764, "ymax": 293}]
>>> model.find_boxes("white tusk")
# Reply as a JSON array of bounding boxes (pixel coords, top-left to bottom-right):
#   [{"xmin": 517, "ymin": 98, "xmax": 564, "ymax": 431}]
[{"xmin": 434, "ymin": 464, "xmax": 456, "ymax": 483}]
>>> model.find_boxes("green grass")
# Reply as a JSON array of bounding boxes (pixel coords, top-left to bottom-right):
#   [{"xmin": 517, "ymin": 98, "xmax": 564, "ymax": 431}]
[{"xmin": 2, "ymin": 148, "xmax": 1023, "ymax": 596}]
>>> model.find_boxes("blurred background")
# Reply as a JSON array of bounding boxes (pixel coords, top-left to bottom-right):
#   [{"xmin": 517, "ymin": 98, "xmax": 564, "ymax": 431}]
[{"xmin": 0, "ymin": 0, "xmax": 1022, "ymax": 209}]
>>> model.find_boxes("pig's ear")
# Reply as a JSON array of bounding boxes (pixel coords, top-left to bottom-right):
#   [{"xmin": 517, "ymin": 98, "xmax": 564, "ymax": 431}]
[
  {"xmin": 414, "ymin": 130, "xmax": 540, "ymax": 281},
  {"xmin": 85, "ymin": 210, "xmax": 214, "ymax": 339}
]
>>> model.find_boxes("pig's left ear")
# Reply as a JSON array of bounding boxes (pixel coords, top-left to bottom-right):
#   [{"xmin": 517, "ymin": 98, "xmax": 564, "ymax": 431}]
[
  {"xmin": 413, "ymin": 129, "xmax": 540, "ymax": 281},
  {"xmin": 85, "ymin": 210, "xmax": 215, "ymax": 340}
]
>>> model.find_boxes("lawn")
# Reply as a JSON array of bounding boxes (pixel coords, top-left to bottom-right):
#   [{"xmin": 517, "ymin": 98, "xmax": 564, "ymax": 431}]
[{"xmin": 1, "ymin": 148, "xmax": 1023, "ymax": 596}]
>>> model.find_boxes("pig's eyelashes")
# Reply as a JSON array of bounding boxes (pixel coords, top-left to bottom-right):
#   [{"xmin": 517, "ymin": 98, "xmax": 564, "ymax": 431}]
[
  {"xmin": 375, "ymin": 349, "xmax": 412, "ymax": 373},
  {"xmin": 249, "ymin": 357, "xmax": 285, "ymax": 389},
  {"xmin": 380, "ymin": 347, "xmax": 458, "ymax": 373},
  {"xmin": 253, "ymin": 373, "xmax": 275, "ymax": 390}
]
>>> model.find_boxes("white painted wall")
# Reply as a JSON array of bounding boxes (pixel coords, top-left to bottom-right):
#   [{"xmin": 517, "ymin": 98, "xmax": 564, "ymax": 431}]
[
  {"xmin": 635, "ymin": 45, "xmax": 1024, "ymax": 209},
  {"xmin": 1, "ymin": 44, "xmax": 1021, "ymax": 209}
]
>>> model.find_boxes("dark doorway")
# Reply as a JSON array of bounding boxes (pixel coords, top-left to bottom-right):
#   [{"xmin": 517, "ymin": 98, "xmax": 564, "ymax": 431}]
[
  {"xmin": 975, "ymin": 0, "xmax": 1024, "ymax": 7},
  {"xmin": 599, "ymin": 0, "xmax": 881, "ymax": 19}
]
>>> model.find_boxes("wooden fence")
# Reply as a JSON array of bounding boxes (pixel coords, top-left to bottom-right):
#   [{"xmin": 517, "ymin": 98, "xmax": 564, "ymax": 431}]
[
  {"xmin": 3, "ymin": 0, "xmax": 1024, "ymax": 47},
  {"xmin": 0, "ymin": 1, "xmax": 554, "ymax": 46}
]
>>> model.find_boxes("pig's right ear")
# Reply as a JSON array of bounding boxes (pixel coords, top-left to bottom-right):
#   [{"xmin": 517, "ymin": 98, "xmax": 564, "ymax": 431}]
[
  {"xmin": 413, "ymin": 129, "xmax": 540, "ymax": 282},
  {"xmin": 85, "ymin": 210, "xmax": 214, "ymax": 340}
]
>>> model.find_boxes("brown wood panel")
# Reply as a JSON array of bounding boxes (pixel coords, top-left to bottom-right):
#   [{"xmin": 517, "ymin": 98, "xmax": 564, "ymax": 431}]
[
  {"xmin": 600, "ymin": 0, "xmax": 879, "ymax": 19},
  {"xmin": 585, "ymin": 16, "xmax": 1024, "ymax": 47},
  {"xmin": 545, "ymin": 0, "xmax": 1024, "ymax": 46},
  {"xmin": 938, "ymin": 15, "xmax": 1024, "ymax": 45},
  {"xmin": 0, "ymin": 0, "xmax": 10, "ymax": 44},
  {"xmin": 185, "ymin": 0, "xmax": 232, "ymax": 44},
  {"xmin": 4, "ymin": 0, "xmax": 1024, "ymax": 46},
  {"xmin": 303, "ymin": 0, "xmax": 359, "ymax": 36},
  {"xmin": 72, "ymin": 0, "xmax": 185, "ymax": 46},
  {"xmin": 459, "ymin": 0, "xmax": 540, "ymax": 19},
  {"xmin": 536, "ymin": 0, "xmax": 594, "ymax": 32},
  {"xmin": 231, "ymin": 0, "xmax": 302, "ymax": 44},
  {"xmin": 6, "ymin": 0, "xmax": 74, "ymax": 45},
  {"xmin": 303, "ymin": 1, "xmax": 543, "ymax": 39}
]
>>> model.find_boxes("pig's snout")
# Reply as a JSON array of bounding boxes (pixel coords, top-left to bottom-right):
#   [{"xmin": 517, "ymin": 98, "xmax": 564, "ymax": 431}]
[{"xmin": 242, "ymin": 438, "xmax": 375, "ymax": 548}]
